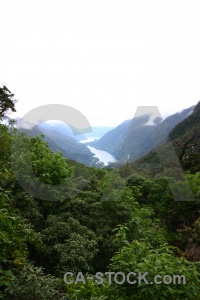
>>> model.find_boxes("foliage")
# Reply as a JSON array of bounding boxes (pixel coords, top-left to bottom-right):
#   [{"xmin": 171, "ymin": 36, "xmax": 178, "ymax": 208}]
[
  {"xmin": 109, "ymin": 239, "xmax": 200, "ymax": 299},
  {"xmin": 0, "ymin": 86, "xmax": 17, "ymax": 118},
  {"xmin": 10, "ymin": 131, "xmax": 73, "ymax": 201},
  {"xmin": 0, "ymin": 191, "xmax": 41, "ymax": 298},
  {"xmin": 0, "ymin": 92, "xmax": 200, "ymax": 299},
  {"xmin": 7, "ymin": 262, "xmax": 66, "ymax": 300},
  {"xmin": 40, "ymin": 215, "xmax": 98, "ymax": 276}
]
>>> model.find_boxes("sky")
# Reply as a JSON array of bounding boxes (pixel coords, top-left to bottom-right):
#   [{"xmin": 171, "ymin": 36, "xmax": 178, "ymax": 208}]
[{"xmin": 1, "ymin": 0, "xmax": 200, "ymax": 127}]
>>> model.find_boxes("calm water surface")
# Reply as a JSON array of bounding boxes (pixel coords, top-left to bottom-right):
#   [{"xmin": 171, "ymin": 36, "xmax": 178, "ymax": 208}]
[{"xmin": 80, "ymin": 137, "xmax": 117, "ymax": 166}]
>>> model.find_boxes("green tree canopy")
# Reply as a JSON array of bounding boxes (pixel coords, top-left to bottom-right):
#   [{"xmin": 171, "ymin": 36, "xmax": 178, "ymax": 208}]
[{"xmin": 0, "ymin": 85, "xmax": 17, "ymax": 118}]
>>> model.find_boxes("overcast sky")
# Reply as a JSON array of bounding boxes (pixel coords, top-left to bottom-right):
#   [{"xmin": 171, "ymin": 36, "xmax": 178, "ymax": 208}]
[{"xmin": 1, "ymin": 0, "xmax": 200, "ymax": 126}]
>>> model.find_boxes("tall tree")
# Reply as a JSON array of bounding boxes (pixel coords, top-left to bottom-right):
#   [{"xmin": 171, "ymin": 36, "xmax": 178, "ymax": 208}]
[{"xmin": 0, "ymin": 85, "xmax": 17, "ymax": 118}]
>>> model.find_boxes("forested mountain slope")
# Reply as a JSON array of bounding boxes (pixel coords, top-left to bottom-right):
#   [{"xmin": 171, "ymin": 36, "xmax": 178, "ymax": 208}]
[
  {"xmin": 87, "ymin": 119, "xmax": 132, "ymax": 156},
  {"xmin": 17, "ymin": 123, "xmax": 99, "ymax": 166},
  {"xmin": 135, "ymin": 101, "xmax": 200, "ymax": 174},
  {"xmin": 89, "ymin": 106, "xmax": 194, "ymax": 163}
]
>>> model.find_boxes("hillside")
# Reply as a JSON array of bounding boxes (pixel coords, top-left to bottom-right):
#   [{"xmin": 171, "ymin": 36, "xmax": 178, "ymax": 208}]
[
  {"xmin": 88, "ymin": 106, "xmax": 194, "ymax": 163},
  {"xmin": 17, "ymin": 123, "xmax": 99, "ymax": 166},
  {"xmin": 169, "ymin": 101, "xmax": 200, "ymax": 143},
  {"xmin": 87, "ymin": 119, "xmax": 132, "ymax": 156},
  {"xmin": 135, "ymin": 102, "xmax": 200, "ymax": 174},
  {"xmin": 38, "ymin": 120, "xmax": 86, "ymax": 141}
]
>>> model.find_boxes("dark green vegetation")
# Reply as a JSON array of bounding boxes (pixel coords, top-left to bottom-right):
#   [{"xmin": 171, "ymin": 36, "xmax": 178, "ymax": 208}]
[
  {"xmin": 0, "ymin": 87, "xmax": 200, "ymax": 299},
  {"xmin": 0, "ymin": 86, "xmax": 17, "ymax": 117}
]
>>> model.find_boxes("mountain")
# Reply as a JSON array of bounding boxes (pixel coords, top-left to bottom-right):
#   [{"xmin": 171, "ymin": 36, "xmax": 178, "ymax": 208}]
[
  {"xmin": 88, "ymin": 106, "xmax": 194, "ymax": 163},
  {"xmin": 17, "ymin": 121, "xmax": 99, "ymax": 167},
  {"xmin": 39, "ymin": 122, "xmax": 113, "ymax": 138},
  {"xmin": 169, "ymin": 102, "xmax": 200, "ymax": 143},
  {"xmin": 38, "ymin": 121, "xmax": 86, "ymax": 141},
  {"xmin": 135, "ymin": 101, "xmax": 200, "ymax": 174},
  {"xmin": 87, "ymin": 119, "xmax": 132, "ymax": 157},
  {"xmin": 83, "ymin": 126, "xmax": 113, "ymax": 138}
]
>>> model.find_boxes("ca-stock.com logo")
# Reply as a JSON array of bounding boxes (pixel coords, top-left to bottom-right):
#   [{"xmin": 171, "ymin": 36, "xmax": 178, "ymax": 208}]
[{"xmin": 10, "ymin": 104, "xmax": 195, "ymax": 202}]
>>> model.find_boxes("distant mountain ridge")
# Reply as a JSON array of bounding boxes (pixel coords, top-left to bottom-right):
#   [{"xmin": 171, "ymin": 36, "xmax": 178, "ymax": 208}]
[
  {"xmin": 10, "ymin": 105, "xmax": 196, "ymax": 167},
  {"xmin": 88, "ymin": 106, "xmax": 194, "ymax": 163},
  {"xmin": 16, "ymin": 121, "xmax": 99, "ymax": 166},
  {"xmin": 38, "ymin": 121, "xmax": 84, "ymax": 141},
  {"xmin": 87, "ymin": 119, "xmax": 132, "ymax": 157},
  {"xmin": 83, "ymin": 126, "xmax": 113, "ymax": 138},
  {"xmin": 135, "ymin": 101, "xmax": 200, "ymax": 174}
]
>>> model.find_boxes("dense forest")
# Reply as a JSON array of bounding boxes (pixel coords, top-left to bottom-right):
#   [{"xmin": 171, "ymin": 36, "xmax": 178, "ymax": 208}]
[{"xmin": 0, "ymin": 86, "xmax": 200, "ymax": 299}]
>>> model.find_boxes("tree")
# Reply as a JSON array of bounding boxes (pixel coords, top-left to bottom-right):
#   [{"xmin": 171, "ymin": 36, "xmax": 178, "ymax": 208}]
[
  {"xmin": 7, "ymin": 262, "xmax": 66, "ymax": 300},
  {"xmin": 175, "ymin": 134, "xmax": 197, "ymax": 161},
  {"xmin": 0, "ymin": 192, "xmax": 42, "ymax": 299},
  {"xmin": 0, "ymin": 86, "xmax": 17, "ymax": 118},
  {"xmin": 109, "ymin": 239, "xmax": 200, "ymax": 299}
]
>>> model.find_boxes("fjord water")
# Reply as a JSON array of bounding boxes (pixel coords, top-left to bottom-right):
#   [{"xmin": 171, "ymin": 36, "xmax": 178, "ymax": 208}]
[
  {"xmin": 80, "ymin": 137, "xmax": 116, "ymax": 166},
  {"xmin": 87, "ymin": 146, "xmax": 116, "ymax": 166}
]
